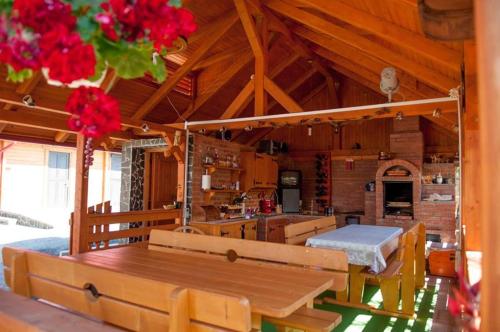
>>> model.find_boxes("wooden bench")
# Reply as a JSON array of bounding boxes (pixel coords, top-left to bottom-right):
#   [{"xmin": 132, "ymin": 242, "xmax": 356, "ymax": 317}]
[
  {"xmin": 148, "ymin": 229, "xmax": 348, "ymax": 332},
  {"xmin": 284, "ymin": 216, "xmax": 336, "ymax": 245},
  {"xmin": 2, "ymin": 246, "xmax": 253, "ymax": 332},
  {"xmin": 0, "ymin": 288, "xmax": 122, "ymax": 332},
  {"xmin": 361, "ymin": 222, "xmax": 426, "ymax": 316}
]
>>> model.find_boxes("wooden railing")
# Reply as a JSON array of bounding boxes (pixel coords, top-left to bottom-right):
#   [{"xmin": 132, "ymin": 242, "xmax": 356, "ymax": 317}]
[{"xmin": 71, "ymin": 202, "xmax": 182, "ymax": 253}]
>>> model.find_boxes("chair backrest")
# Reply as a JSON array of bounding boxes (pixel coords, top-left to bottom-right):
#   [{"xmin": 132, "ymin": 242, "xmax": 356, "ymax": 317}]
[
  {"xmin": 2, "ymin": 247, "xmax": 252, "ymax": 332},
  {"xmin": 149, "ymin": 229, "xmax": 349, "ymax": 291},
  {"xmin": 173, "ymin": 225, "xmax": 205, "ymax": 234},
  {"xmin": 284, "ymin": 216, "xmax": 336, "ymax": 245}
]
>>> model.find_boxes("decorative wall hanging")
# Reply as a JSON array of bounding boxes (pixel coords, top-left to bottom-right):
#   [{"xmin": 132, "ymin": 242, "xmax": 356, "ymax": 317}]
[{"xmin": 0, "ymin": 0, "xmax": 197, "ymax": 138}]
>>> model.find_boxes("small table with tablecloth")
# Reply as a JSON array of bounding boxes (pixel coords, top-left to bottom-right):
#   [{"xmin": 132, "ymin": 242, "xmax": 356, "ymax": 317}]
[{"xmin": 306, "ymin": 224, "xmax": 403, "ymax": 304}]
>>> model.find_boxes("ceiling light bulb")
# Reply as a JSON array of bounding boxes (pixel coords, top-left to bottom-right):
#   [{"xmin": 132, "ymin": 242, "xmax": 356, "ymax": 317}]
[
  {"xmin": 141, "ymin": 123, "xmax": 150, "ymax": 133},
  {"xmin": 307, "ymin": 125, "xmax": 313, "ymax": 136},
  {"xmin": 244, "ymin": 125, "xmax": 253, "ymax": 132},
  {"xmin": 22, "ymin": 95, "xmax": 35, "ymax": 107},
  {"xmin": 198, "ymin": 129, "xmax": 206, "ymax": 134},
  {"xmin": 432, "ymin": 108, "xmax": 442, "ymax": 118},
  {"xmin": 396, "ymin": 112, "xmax": 404, "ymax": 120}
]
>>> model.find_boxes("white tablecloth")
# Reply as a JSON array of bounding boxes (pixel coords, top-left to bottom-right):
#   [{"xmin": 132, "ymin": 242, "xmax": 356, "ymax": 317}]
[{"xmin": 306, "ymin": 225, "xmax": 403, "ymax": 273}]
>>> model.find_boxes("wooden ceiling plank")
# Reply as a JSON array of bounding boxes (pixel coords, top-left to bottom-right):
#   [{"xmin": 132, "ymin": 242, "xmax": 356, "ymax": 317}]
[
  {"xmin": 192, "ymin": 43, "xmax": 251, "ymax": 71},
  {"xmin": 132, "ymin": 11, "xmax": 240, "ymax": 121},
  {"xmin": 2, "ymin": 71, "xmax": 42, "ymax": 113},
  {"xmin": 221, "ymin": 80, "xmax": 255, "ymax": 119},
  {"xmin": 267, "ymin": 67, "xmax": 317, "ymax": 113},
  {"xmin": 295, "ymin": 0, "xmax": 461, "ymax": 73},
  {"xmin": 180, "ymin": 51, "xmax": 254, "ymax": 121},
  {"xmin": 234, "ymin": 0, "xmax": 267, "ymax": 116},
  {"xmin": 55, "ymin": 70, "xmax": 119, "ymax": 143},
  {"xmin": 296, "ymin": 26, "xmax": 443, "ymax": 98},
  {"xmin": 265, "ymin": 0, "xmax": 458, "ymax": 93},
  {"xmin": 263, "ymin": 76, "xmax": 304, "ymax": 113}
]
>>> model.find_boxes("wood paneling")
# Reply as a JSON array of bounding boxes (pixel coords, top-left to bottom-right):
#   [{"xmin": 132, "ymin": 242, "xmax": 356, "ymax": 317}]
[{"xmin": 145, "ymin": 153, "xmax": 179, "ymax": 209}]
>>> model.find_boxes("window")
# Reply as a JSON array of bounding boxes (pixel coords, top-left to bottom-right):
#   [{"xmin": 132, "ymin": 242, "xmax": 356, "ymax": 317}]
[{"xmin": 47, "ymin": 151, "xmax": 70, "ymax": 208}]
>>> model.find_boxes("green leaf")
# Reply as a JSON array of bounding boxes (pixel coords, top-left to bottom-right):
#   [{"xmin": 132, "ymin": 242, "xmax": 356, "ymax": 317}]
[
  {"xmin": 6, "ymin": 66, "xmax": 32, "ymax": 83},
  {"xmin": 168, "ymin": 0, "xmax": 183, "ymax": 8},
  {"xmin": 77, "ymin": 15, "xmax": 100, "ymax": 43},
  {"xmin": 0, "ymin": 0, "xmax": 13, "ymax": 15},
  {"xmin": 149, "ymin": 55, "xmax": 167, "ymax": 83},
  {"xmin": 89, "ymin": 53, "xmax": 107, "ymax": 82},
  {"xmin": 96, "ymin": 37, "xmax": 151, "ymax": 79}
]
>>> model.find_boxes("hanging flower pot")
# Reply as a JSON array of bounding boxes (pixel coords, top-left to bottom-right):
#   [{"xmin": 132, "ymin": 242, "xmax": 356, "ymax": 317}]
[{"xmin": 42, "ymin": 67, "xmax": 108, "ymax": 89}]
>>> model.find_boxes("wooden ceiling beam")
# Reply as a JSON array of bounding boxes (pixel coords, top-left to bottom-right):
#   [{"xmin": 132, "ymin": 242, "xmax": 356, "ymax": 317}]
[
  {"xmin": 0, "ymin": 108, "xmax": 132, "ymax": 141},
  {"xmin": 267, "ymin": 67, "xmax": 317, "ymax": 113},
  {"xmin": 220, "ymin": 40, "xmax": 300, "ymax": 119},
  {"xmin": 294, "ymin": 0, "xmax": 461, "ymax": 73},
  {"xmin": 295, "ymin": 26, "xmax": 443, "ymax": 98},
  {"xmin": 132, "ymin": 11, "xmax": 240, "ymax": 120},
  {"xmin": 192, "ymin": 43, "xmax": 251, "ymax": 71},
  {"xmin": 221, "ymin": 80, "xmax": 255, "ymax": 119},
  {"xmin": 263, "ymin": 76, "xmax": 304, "ymax": 113},
  {"xmin": 265, "ymin": 0, "xmax": 458, "ymax": 93},
  {"xmin": 263, "ymin": 6, "xmax": 338, "ymax": 106},
  {"xmin": 234, "ymin": 0, "xmax": 268, "ymax": 116},
  {"xmin": 179, "ymin": 50, "xmax": 254, "ymax": 121},
  {"xmin": 55, "ymin": 70, "xmax": 119, "ymax": 143}
]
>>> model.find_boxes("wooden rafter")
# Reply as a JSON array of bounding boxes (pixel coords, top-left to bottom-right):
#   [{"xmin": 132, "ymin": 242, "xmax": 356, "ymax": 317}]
[
  {"xmin": 220, "ymin": 43, "xmax": 301, "ymax": 119},
  {"xmin": 132, "ymin": 12, "xmax": 240, "ymax": 120},
  {"xmin": 178, "ymin": 50, "xmax": 254, "ymax": 121},
  {"xmin": 294, "ymin": 0, "xmax": 461, "ymax": 74},
  {"xmin": 234, "ymin": 0, "xmax": 268, "ymax": 116},
  {"xmin": 266, "ymin": 68, "xmax": 316, "ymax": 113},
  {"xmin": 263, "ymin": 76, "xmax": 304, "ymax": 113},
  {"xmin": 55, "ymin": 70, "xmax": 119, "ymax": 143},
  {"xmin": 0, "ymin": 71, "xmax": 43, "ymax": 134},
  {"xmin": 295, "ymin": 26, "xmax": 443, "ymax": 98},
  {"xmin": 265, "ymin": 0, "xmax": 458, "ymax": 93}
]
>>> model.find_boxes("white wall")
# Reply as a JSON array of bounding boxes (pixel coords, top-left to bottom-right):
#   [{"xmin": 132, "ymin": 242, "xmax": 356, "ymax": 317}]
[{"xmin": 0, "ymin": 141, "xmax": 121, "ymax": 232}]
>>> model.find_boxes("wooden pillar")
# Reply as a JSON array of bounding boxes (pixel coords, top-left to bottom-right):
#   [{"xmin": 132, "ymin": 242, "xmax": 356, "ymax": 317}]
[
  {"xmin": 461, "ymin": 42, "xmax": 481, "ymax": 250},
  {"xmin": 101, "ymin": 151, "xmax": 108, "ymax": 204},
  {"xmin": 71, "ymin": 134, "xmax": 89, "ymax": 254},
  {"xmin": 475, "ymin": 1, "xmax": 500, "ymax": 330}
]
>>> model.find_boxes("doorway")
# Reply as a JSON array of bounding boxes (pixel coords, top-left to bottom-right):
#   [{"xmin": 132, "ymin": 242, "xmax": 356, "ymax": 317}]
[{"xmin": 143, "ymin": 152, "xmax": 178, "ymax": 210}]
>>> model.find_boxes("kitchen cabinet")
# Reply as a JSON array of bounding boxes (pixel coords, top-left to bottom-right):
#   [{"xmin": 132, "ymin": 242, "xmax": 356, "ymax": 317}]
[
  {"xmin": 191, "ymin": 219, "xmax": 257, "ymax": 240},
  {"xmin": 240, "ymin": 152, "xmax": 278, "ymax": 190}
]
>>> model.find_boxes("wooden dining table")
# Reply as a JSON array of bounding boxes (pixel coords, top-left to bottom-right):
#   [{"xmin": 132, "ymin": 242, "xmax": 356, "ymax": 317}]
[{"xmin": 65, "ymin": 246, "xmax": 335, "ymax": 328}]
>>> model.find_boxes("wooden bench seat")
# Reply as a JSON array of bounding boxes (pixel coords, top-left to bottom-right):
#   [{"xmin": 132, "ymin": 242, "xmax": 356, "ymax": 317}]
[
  {"xmin": 264, "ymin": 307, "xmax": 342, "ymax": 332},
  {"xmin": 360, "ymin": 222, "xmax": 426, "ymax": 315},
  {"xmin": 0, "ymin": 289, "xmax": 122, "ymax": 332},
  {"xmin": 2, "ymin": 246, "xmax": 253, "ymax": 332},
  {"xmin": 284, "ymin": 216, "xmax": 337, "ymax": 245}
]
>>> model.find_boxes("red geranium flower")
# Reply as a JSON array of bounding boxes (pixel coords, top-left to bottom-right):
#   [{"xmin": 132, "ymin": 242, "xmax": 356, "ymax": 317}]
[
  {"xmin": 66, "ymin": 87, "xmax": 121, "ymax": 138},
  {"xmin": 12, "ymin": 0, "xmax": 76, "ymax": 34},
  {"xmin": 40, "ymin": 27, "xmax": 96, "ymax": 84}
]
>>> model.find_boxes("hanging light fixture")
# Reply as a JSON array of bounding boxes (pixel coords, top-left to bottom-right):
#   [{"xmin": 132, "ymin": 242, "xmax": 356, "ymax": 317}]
[
  {"xmin": 396, "ymin": 111, "xmax": 404, "ymax": 120},
  {"xmin": 380, "ymin": 67, "xmax": 400, "ymax": 102},
  {"xmin": 432, "ymin": 108, "xmax": 442, "ymax": 118},
  {"xmin": 307, "ymin": 125, "xmax": 313, "ymax": 136},
  {"xmin": 22, "ymin": 95, "xmax": 35, "ymax": 107}
]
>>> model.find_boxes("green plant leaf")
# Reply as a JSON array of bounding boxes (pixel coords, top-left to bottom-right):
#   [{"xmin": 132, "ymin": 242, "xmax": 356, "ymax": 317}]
[
  {"xmin": 149, "ymin": 55, "xmax": 167, "ymax": 83},
  {"xmin": 6, "ymin": 66, "xmax": 32, "ymax": 83},
  {"xmin": 77, "ymin": 15, "xmax": 100, "ymax": 42},
  {"xmin": 96, "ymin": 37, "xmax": 152, "ymax": 79},
  {"xmin": 0, "ymin": 0, "xmax": 13, "ymax": 14},
  {"xmin": 168, "ymin": 0, "xmax": 183, "ymax": 8}
]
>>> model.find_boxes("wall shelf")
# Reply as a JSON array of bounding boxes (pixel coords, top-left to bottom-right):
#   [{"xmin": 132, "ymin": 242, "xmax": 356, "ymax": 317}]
[
  {"xmin": 202, "ymin": 189, "xmax": 242, "ymax": 202},
  {"xmin": 203, "ymin": 164, "xmax": 243, "ymax": 175}
]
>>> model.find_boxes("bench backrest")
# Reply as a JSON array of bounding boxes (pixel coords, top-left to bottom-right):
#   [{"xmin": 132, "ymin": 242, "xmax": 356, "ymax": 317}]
[
  {"xmin": 148, "ymin": 229, "xmax": 349, "ymax": 291},
  {"xmin": 284, "ymin": 216, "xmax": 336, "ymax": 245},
  {"xmin": 2, "ymin": 247, "xmax": 252, "ymax": 332}
]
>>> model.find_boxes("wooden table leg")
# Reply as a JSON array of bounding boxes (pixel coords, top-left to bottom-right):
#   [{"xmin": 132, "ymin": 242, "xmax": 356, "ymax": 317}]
[
  {"xmin": 348, "ymin": 265, "xmax": 366, "ymax": 304},
  {"xmin": 252, "ymin": 313, "xmax": 262, "ymax": 331}
]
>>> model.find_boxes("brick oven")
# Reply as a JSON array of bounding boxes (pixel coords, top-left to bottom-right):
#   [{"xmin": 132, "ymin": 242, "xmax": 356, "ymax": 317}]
[{"xmin": 376, "ymin": 159, "xmax": 422, "ymax": 224}]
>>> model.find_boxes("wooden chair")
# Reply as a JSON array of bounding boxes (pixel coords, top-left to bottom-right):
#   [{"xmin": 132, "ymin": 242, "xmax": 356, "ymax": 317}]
[
  {"xmin": 173, "ymin": 225, "xmax": 205, "ymax": 234},
  {"xmin": 2, "ymin": 247, "xmax": 253, "ymax": 332},
  {"xmin": 148, "ymin": 229, "xmax": 348, "ymax": 332},
  {"xmin": 284, "ymin": 216, "xmax": 336, "ymax": 245},
  {"xmin": 361, "ymin": 222, "xmax": 426, "ymax": 316}
]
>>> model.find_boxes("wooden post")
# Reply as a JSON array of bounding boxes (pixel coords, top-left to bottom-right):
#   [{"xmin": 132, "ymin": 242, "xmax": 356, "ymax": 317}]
[
  {"xmin": 474, "ymin": 1, "xmax": 500, "ymax": 330},
  {"xmin": 0, "ymin": 140, "xmax": 3, "ymax": 209},
  {"xmin": 101, "ymin": 151, "xmax": 108, "ymax": 205},
  {"xmin": 462, "ymin": 42, "xmax": 481, "ymax": 251},
  {"xmin": 71, "ymin": 134, "xmax": 89, "ymax": 254}
]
